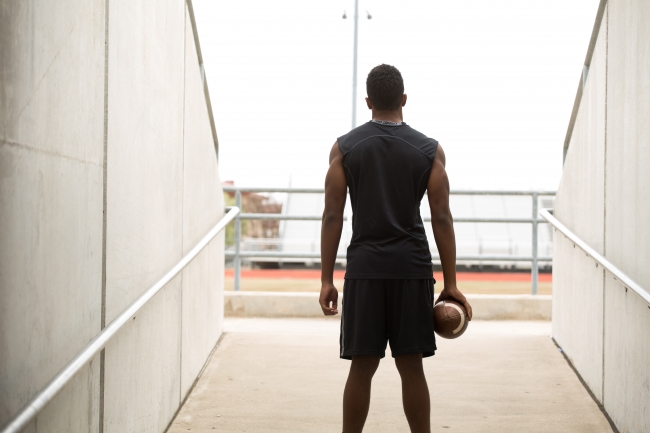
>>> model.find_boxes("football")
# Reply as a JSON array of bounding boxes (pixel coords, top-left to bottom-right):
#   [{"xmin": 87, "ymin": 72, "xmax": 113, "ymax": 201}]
[{"xmin": 433, "ymin": 299, "xmax": 469, "ymax": 339}]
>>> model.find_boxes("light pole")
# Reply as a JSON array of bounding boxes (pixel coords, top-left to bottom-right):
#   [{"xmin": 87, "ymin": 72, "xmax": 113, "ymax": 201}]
[{"xmin": 343, "ymin": 1, "xmax": 372, "ymax": 129}]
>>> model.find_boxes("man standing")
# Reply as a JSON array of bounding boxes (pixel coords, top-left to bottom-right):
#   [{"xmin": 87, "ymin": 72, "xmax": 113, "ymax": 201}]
[{"xmin": 319, "ymin": 64, "xmax": 473, "ymax": 433}]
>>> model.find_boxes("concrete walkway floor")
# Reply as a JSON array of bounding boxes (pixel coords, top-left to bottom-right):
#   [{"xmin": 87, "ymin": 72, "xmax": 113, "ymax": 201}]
[{"xmin": 168, "ymin": 318, "xmax": 613, "ymax": 433}]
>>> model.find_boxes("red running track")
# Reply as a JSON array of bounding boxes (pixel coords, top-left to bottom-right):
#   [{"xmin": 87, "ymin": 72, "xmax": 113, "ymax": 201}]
[{"xmin": 224, "ymin": 269, "xmax": 552, "ymax": 282}]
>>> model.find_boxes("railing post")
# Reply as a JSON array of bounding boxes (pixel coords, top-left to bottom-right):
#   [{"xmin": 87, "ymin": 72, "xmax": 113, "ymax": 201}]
[
  {"xmin": 235, "ymin": 190, "xmax": 242, "ymax": 292},
  {"xmin": 531, "ymin": 193, "xmax": 539, "ymax": 295}
]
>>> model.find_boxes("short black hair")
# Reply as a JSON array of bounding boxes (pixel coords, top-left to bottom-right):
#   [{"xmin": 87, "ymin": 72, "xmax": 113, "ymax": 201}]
[{"xmin": 366, "ymin": 64, "xmax": 404, "ymax": 111}]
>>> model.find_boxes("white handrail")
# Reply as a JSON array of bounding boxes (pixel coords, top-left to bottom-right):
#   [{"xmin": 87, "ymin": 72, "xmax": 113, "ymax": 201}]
[
  {"xmin": 540, "ymin": 208, "xmax": 650, "ymax": 305},
  {"xmin": 1, "ymin": 207, "xmax": 240, "ymax": 433}
]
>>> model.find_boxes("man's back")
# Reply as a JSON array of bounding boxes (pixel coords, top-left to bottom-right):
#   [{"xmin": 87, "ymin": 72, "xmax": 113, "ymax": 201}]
[{"xmin": 337, "ymin": 120, "xmax": 438, "ymax": 279}]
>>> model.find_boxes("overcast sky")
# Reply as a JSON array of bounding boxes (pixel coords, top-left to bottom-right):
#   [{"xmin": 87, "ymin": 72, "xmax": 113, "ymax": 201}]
[{"xmin": 193, "ymin": 0, "xmax": 599, "ymax": 191}]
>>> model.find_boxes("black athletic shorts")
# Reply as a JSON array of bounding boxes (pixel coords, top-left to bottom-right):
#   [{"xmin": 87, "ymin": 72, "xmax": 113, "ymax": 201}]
[{"xmin": 339, "ymin": 279, "xmax": 437, "ymax": 360}]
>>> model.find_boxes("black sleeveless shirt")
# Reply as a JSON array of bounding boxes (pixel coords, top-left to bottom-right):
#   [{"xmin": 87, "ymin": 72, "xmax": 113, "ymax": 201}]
[{"xmin": 337, "ymin": 121, "xmax": 438, "ymax": 279}]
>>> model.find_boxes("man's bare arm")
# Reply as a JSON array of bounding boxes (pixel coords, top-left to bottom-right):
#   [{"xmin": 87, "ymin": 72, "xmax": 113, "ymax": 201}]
[
  {"xmin": 426, "ymin": 144, "xmax": 472, "ymax": 319},
  {"xmin": 319, "ymin": 141, "xmax": 347, "ymax": 315}
]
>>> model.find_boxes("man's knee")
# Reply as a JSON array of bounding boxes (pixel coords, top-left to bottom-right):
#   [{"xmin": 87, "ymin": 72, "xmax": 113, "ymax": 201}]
[
  {"xmin": 394, "ymin": 353, "xmax": 424, "ymax": 376},
  {"xmin": 350, "ymin": 355, "xmax": 381, "ymax": 377}
]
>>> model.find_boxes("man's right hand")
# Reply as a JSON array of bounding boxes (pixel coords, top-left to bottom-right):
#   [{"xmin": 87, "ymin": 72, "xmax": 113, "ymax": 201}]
[{"xmin": 319, "ymin": 283, "xmax": 339, "ymax": 316}]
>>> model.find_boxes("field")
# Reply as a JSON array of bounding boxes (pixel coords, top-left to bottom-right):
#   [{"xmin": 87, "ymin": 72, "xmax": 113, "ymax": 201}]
[{"xmin": 224, "ymin": 269, "xmax": 552, "ymax": 295}]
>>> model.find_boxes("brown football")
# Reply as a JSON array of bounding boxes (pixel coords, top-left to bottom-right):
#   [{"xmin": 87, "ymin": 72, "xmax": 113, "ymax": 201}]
[{"xmin": 433, "ymin": 300, "xmax": 469, "ymax": 339}]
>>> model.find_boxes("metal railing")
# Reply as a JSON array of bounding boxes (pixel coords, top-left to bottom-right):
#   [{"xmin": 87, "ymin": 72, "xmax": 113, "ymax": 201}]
[
  {"xmin": 0, "ymin": 207, "xmax": 240, "ymax": 433},
  {"xmin": 223, "ymin": 187, "xmax": 555, "ymax": 294},
  {"xmin": 540, "ymin": 209, "xmax": 650, "ymax": 305}
]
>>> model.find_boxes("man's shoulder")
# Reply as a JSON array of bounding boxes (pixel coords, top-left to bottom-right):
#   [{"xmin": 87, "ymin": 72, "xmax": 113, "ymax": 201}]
[
  {"xmin": 400, "ymin": 123, "xmax": 436, "ymax": 142},
  {"xmin": 337, "ymin": 122, "xmax": 379, "ymax": 154},
  {"xmin": 399, "ymin": 124, "xmax": 439, "ymax": 160}
]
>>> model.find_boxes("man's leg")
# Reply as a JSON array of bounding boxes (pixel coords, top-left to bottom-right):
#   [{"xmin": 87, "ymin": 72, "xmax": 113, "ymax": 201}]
[
  {"xmin": 343, "ymin": 355, "xmax": 381, "ymax": 433},
  {"xmin": 395, "ymin": 353, "xmax": 431, "ymax": 433}
]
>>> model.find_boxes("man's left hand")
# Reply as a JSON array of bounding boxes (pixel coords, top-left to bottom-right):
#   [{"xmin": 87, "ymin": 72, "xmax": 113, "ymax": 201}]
[{"xmin": 435, "ymin": 285, "xmax": 472, "ymax": 320}]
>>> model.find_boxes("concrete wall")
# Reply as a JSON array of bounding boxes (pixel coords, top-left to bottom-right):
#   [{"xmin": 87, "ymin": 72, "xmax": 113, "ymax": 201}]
[
  {"xmin": 180, "ymin": 11, "xmax": 225, "ymax": 399},
  {"xmin": 602, "ymin": 1, "xmax": 650, "ymax": 431},
  {"xmin": 0, "ymin": 1, "xmax": 224, "ymax": 432},
  {"xmin": 553, "ymin": 4, "xmax": 607, "ymax": 403},
  {"xmin": 102, "ymin": 1, "xmax": 185, "ymax": 431},
  {"xmin": 554, "ymin": 1, "xmax": 650, "ymax": 431},
  {"xmin": 0, "ymin": 1, "xmax": 106, "ymax": 431}
]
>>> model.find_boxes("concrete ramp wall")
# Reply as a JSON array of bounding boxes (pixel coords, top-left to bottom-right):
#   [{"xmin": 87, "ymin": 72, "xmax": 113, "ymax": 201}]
[
  {"xmin": 554, "ymin": 1, "xmax": 650, "ymax": 431},
  {"xmin": 0, "ymin": 1, "xmax": 224, "ymax": 432}
]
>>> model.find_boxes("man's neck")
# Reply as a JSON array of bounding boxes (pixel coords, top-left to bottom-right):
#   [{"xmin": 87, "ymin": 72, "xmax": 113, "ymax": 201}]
[{"xmin": 372, "ymin": 109, "xmax": 403, "ymax": 123}]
